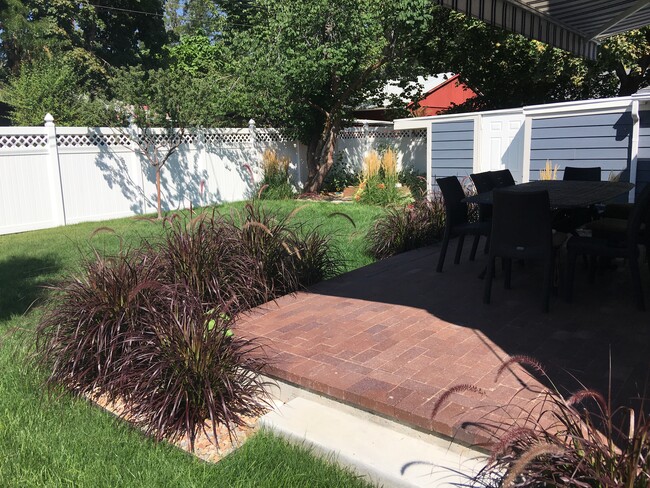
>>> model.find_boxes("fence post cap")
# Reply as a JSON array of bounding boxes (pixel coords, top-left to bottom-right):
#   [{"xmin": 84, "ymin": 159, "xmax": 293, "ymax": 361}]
[
  {"xmin": 44, "ymin": 113, "xmax": 54, "ymax": 126},
  {"xmin": 248, "ymin": 119, "xmax": 256, "ymax": 128}
]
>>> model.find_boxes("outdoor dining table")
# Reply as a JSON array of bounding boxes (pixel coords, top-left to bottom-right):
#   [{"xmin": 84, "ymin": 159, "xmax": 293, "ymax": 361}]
[{"xmin": 463, "ymin": 180, "xmax": 634, "ymax": 208}]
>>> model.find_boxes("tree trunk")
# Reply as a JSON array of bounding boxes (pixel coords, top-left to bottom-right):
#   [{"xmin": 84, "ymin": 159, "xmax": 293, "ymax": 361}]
[
  {"xmin": 304, "ymin": 118, "xmax": 340, "ymax": 193},
  {"xmin": 156, "ymin": 166, "xmax": 162, "ymax": 219}
]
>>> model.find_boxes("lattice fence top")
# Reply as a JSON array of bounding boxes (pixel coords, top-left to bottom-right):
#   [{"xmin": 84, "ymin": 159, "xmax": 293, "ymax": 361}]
[
  {"xmin": 57, "ymin": 133, "xmax": 133, "ymax": 148},
  {"xmin": 203, "ymin": 131, "xmax": 250, "ymax": 145},
  {"xmin": 255, "ymin": 129, "xmax": 291, "ymax": 143},
  {"xmin": 339, "ymin": 128, "xmax": 426, "ymax": 139},
  {"xmin": 0, "ymin": 134, "xmax": 48, "ymax": 149},
  {"xmin": 0, "ymin": 126, "xmax": 424, "ymax": 150}
]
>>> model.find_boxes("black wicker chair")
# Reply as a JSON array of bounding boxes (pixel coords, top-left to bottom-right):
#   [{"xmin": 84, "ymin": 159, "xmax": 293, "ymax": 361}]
[
  {"xmin": 484, "ymin": 189, "xmax": 566, "ymax": 313},
  {"xmin": 554, "ymin": 166, "xmax": 602, "ymax": 233},
  {"xmin": 436, "ymin": 176, "xmax": 491, "ymax": 272},
  {"xmin": 489, "ymin": 169, "xmax": 516, "ymax": 188},
  {"xmin": 566, "ymin": 183, "xmax": 650, "ymax": 311},
  {"xmin": 563, "ymin": 166, "xmax": 601, "ymax": 182},
  {"xmin": 470, "ymin": 171, "xmax": 495, "ymax": 255}
]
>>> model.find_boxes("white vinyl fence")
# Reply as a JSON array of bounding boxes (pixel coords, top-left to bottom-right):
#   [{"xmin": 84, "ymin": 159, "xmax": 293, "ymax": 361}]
[{"xmin": 0, "ymin": 117, "xmax": 426, "ymax": 235}]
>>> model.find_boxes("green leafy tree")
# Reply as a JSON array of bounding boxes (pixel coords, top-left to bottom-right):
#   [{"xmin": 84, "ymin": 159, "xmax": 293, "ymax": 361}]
[
  {"xmin": 165, "ymin": 34, "xmax": 244, "ymax": 126},
  {"xmin": 224, "ymin": 0, "xmax": 440, "ymax": 193},
  {"xmin": 164, "ymin": 0, "xmax": 225, "ymax": 39},
  {"xmin": 0, "ymin": 0, "xmax": 55, "ymax": 78},
  {"xmin": 596, "ymin": 27, "xmax": 650, "ymax": 96},
  {"xmin": 420, "ymin": 11, "xmax": 650, "ymax": 113},
  {"xmin": 422, "ymin": 11, "xmax": 596, "ymax": 112},
  {"xmin": 0, "ymin": 0, "xmax": 167, "ymax": 76},
  {"xmin": 0, "ymin": 55, "xmax": 113, "ymax": 126},
  {"xmin": 111, "ymin": 65, "xmax": 213, "ymax": 219}
]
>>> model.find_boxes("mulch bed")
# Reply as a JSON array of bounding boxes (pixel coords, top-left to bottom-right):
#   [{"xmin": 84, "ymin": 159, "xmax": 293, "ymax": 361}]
[{"xmin": 92, "ymin": 393, "xmax": 263, "ymax": 463}]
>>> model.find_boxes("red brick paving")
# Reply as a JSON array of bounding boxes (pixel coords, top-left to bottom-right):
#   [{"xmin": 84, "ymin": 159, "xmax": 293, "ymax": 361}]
[{"xmin": 239, "ymin": 242, "xmax": 650, "ymax": 446}]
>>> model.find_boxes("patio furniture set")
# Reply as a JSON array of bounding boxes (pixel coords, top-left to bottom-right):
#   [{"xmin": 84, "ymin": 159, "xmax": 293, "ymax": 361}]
[{"xmin": 435, "ymin": 168, "xmax": 650, "ymax": 312}]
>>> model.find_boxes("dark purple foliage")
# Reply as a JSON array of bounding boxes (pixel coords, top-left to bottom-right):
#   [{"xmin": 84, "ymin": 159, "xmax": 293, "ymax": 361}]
[
  {"xmin": 153, "ymin": 211, "xmax": 270, "ymax": 314},
  {"xmin": 35, "ymin": 248, "xmax": 164, "ymax": 399},
  {"xmin": 366, "ymin": 196, "xmax": 445, "ymax": 259},
  {"xmin": 434, "ymin": 357, "xmax": 650, "ymax": 488},
  {"xmin": 118, "ymin": 289, "xmax": 271, "ymax": 451},
  {"xmin": 235, "ymin": 201, "xmax": 344, "ymax": 296},
  {"xmin": 35, "ymin": 202, "xmax": 344, "ymax": 450}
]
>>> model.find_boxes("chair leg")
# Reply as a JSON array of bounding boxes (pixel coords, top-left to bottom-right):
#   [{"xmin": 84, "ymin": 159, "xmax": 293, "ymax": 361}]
[
  {"xmin": 541, "ymin": 257, "xmax": 553, "ymax": 313},
  {"xmin": 483, "ymin": 234, "xmax": 490, "ymax": 254},
  {"xmin": 436, "ymin": 227, "xmax": 451, "ymax": 273},
  {"xmin": 566, "ymin": 249, "xmax": 578, "ymax": 303},
  {"xmin": 470, "ymin": 235, "xmax": 480, "ymax": 261},
  {"xmin": 483, "ymin": 257, "xmax": 495, "ymax": 304},
  {"xmin": 454, "ymin": 235, "xmax": 465, "ymax": 265},
  {"xmin": 628, "ymin": 254, "xmax": 645, "ymax": 311},
  {"xmin": 503, "ymin": 258, "xmax": 512, "ymax": 289},
  {"xmin": 588, "ymin": 256, "xmax": 597, "ymax": 283}
]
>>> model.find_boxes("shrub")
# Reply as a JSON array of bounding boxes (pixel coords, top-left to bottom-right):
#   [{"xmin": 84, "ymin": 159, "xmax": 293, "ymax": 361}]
[
  {"xmin": 356, "ymin": 148, "xmax": 408, "ymax": 206},
  {"xmin": 433, "ymin": 356, "xmax": 650, "ymax": 488},
  {"xmin": 235, "ymin": 202, "xmax": 344, "ymax": 297},
  {"xmin": 366, "ymin": 195, "xmax": 445, "ymax": 259},
  {"xmin": 153, "ymin": 211, "xmax": 269, "ymax": 314},
  {"xmin": 398, "ymin": 166, "xmax": 428, "ymax": 201},
  {"xmin": 35, "ymin": 247, "xmax": 164, "ymax": 398},
  {"xmin": 1, "ymin": 55, "xmax": 113, "ymax": 126},
  {"xmin": 256, "ymin": 149, "xmax": 295, "ymax": 200},
  {"xmin": 321, "ymin": 154, "xmax": 359, "ymax": 192},
  {"xmin": 116, "ymin": 290, "xmax": 270, "ymax": 451}
]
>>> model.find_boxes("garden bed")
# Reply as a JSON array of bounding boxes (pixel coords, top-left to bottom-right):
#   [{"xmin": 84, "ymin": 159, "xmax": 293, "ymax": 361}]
[{"xmin": 93, "ymin": 393, "xmax": 262, "ymax": 463}]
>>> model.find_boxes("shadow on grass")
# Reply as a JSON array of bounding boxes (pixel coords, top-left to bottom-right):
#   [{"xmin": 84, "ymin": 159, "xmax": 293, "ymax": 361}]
[{"xmin": 0, "ymin": 255, "xmax": 61, "ymax": 322}]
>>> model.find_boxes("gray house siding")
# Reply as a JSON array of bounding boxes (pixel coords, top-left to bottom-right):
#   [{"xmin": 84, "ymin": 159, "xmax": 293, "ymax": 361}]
[
  {"xmin": 530, "ymin": 112, "xmax": 632, "ymax": 182},
  {"xmin": 430, "ymin": 120, "xmax": 474, "ymax": 184}
]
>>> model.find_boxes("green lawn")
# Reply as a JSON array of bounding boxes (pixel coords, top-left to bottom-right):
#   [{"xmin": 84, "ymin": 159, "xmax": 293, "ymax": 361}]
[{"xmin": 0, "ymin": 201, "xmax": 383, "ymax": 487}]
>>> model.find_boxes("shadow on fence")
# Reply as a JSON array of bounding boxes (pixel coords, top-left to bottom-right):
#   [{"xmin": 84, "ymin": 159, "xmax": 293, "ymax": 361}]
[{"xmin": 92, "ymin": 129, "xmax": 263, "ymax": 214}]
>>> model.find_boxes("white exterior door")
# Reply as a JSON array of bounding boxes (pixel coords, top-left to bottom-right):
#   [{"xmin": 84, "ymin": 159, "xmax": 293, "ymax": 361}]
[{"xmin": 479, "ymin": 113, "xmax": 525, "ymax": 183}]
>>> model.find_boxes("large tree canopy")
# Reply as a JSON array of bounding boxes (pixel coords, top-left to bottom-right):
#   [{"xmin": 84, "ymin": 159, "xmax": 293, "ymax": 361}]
[
  {"xmin": 0, "ymin": 0, "xmax": 168, "ymax": 77},
  {"xmin": 223, "ymin": 0, "xmax": 442, "ymax": 192},
  {"xmin": 423, "ymin": 11, "xmax": 650, "ymax": 113}
]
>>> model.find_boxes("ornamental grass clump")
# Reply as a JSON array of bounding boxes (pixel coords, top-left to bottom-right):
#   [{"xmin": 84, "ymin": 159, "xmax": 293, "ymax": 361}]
[
  {"xmin": 256, "ymin": 149, "xmax": 295, "ymax": 200},
  {"xmin": 366, "ymin": 193, "xmax": 445, "ymax": 259},
  {"xmin": 35, "ymin": 245, "xmax": 165, "ymax": 399},
  {"xmin": 433, "ymin": 356, "xmax": 650, "ymax": 488},
  {"xmin": 235, "ymin": 201, "xmax": 344, "ymax": 297},
  {"xmin": 540, "ymin": 159, "xmax": 559, "ymax": 180},
  {"xmin": 356, "ymin": 148, "xmax": 405, "ymax": 205},
  {"xmin": 35, "ymin": 202, "xmax": 345, "ymax": 451},
  {"xmin": 152, "ymin": 211, "xmax": 269, "ymax": 314},
  {"xmin": 115, "ymin": 289, "xmax": 270, "ymax": 452}
]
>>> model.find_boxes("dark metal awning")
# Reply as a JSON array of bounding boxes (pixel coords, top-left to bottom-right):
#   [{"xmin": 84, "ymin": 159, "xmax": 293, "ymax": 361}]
[{"xmin": 436, "ymin": 0, "xmax": 650, "ymax": 58}]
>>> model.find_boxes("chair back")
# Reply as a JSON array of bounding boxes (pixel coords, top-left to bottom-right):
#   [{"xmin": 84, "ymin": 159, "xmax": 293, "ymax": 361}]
[
  {"xmin": 470, "ymin": 172, "xmax": 495, "ymax": 194},
  {"xmin": 490, "ymin": 169, "xmax": 516, "ymax": 188},
  {"xmin": 470, "ymin": 172, "xmax": 495, "ymax": 223},
  {"xmin": 491, "ymin": 189, "xmax": 552, "ymax": 259},
  {"xmin": 436, "ymin": 176, "xmax": 468, "ymax": 227},
  {"xmin": 563, "ymin": 166, "xmax": 601, "ymax": 181}
]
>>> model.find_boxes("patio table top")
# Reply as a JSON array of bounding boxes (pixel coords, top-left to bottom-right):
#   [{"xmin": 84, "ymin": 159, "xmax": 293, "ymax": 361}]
[{"xmin": 464, "ymin": 180, "xmax": 634, "ymax": 209}]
